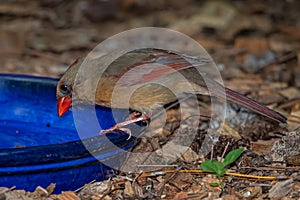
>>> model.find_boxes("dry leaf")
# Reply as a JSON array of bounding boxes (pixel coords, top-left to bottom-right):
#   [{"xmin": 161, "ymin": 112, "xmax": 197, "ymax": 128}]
[
  {"xmin": 57, "ymin": 191, "xmax": 80, "ymax": 200},
  {"xmin": 33, "ymin": 186, "xmax": 48, "ymax": 197},
  {"xmin": 181, "ymin": 147, "xmax": 199, "ymax": 162},
  {"xmin": 222, "ymin": 194, "xmax": 240, "ymax": 200},
  {"xmin": 46, "ymin": 183, "xmax": 56, "ymax": 195},
  {"xmin": 218, "ymin": 121, "xmax": 241, "ymax": 140},
  {"xmin": 270, "ymin": 33, "xmax": 300, "ymax": 52},
  {"xmin": 174, "ymin": 191, "xmax": 188, "ymax": 199},
  {"xmin": 247, "ymin": 186, "xmax": 262, "ymax": 199},
  {"xmin": 269, "ymin": 179, "xmax": 294, "ymax": 199},
  {"xmin": 279, "ymin": 87, "xmax": 300, "ymax": 99},
  {"xmin": 123, "ymin": 181, "xmax": 134, "ymax": 198},
  {"xmin": 285, "ymin": 154, "xmax": 300, "ymax": 166},
  {"xmin": 189, "ymin": 183, "xmax": 202, "ymax": 193},
  {"xmin": 235, "ymin": 37, "xmax": 269, "ymax": 62},
  {"xmin": 169, "ymin": 173, "xmax": 193, "ymax": 190},
  {"xmin": 251, "ymin": 139, "xmax": 278, "ymax": 155},
  {"xmin": 288, "ymin": 110, "xmax": 300, "ymax": 131}
]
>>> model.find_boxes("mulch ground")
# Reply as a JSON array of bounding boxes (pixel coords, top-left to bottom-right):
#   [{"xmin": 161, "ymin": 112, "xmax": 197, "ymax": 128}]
[{"xmin": 0, "ymin": 0, "xmax": 299, "ymax": 199}]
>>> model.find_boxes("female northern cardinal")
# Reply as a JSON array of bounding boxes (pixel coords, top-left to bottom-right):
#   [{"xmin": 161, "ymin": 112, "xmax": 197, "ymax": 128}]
[{"xmin": 56, "ymin": 48, "xmax": 286, "ymax": 132}]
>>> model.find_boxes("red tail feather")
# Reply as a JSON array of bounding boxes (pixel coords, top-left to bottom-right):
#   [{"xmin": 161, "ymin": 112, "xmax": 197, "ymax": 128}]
[{"xmin": 213, "ymin": 87, "xmax": 286, "ymax": 123}]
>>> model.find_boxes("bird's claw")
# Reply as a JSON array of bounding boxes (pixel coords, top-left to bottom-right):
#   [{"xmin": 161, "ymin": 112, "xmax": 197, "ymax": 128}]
[{"xmin": 100, "ymin": 110, "xmax": 152, "ymax": 139}]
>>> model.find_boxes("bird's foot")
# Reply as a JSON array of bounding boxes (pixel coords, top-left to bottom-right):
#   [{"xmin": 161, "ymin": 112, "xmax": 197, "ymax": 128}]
[
  {"xmin": 127, "ymin": 111, "xmax": 144, "ymax": 120},
  {"xmin": 100, "ymin": 111, "xmax": 151, "ymax": 139}
]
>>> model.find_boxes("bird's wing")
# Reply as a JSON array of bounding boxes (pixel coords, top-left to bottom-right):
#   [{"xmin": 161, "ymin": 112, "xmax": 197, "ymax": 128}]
[{"xmin": 114, "ymin": 49, "xmax": 211, "ymax": 86}]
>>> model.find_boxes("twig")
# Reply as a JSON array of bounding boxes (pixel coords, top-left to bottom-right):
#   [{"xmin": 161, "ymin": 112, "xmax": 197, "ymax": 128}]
[
  {"xmin": 137, "ymin": 164, "xmax": 178, "ymax": 168},
  {"xmin": 241, "ymin": 166, "xmax": 300, "ymax": 171},
  {"xmin": 221, "ymin": 142, "xmax": 230, "ymax": 160},
  {"xmin": 140, "ymin": 169, "xmax": 283, "ymax": 181},
  {"xmin": 74, "ymin": 180, "xmax": 96, "ymax": 193},
  {"xmin": 157, "ymin": 169, "xmax": 180, "ymax": 197}
]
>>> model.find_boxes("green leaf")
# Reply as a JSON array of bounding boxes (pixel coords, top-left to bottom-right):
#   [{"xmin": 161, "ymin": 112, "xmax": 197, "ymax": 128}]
[
  {"xmin": 201, "ymin": 160, "xmax": 226, "ymax": 176},
  {"xmin": 201, "ymin": 160, "xmax": 217, "ymax": 173},
  {"xmin": 210, "ymin": 182, "xmax": 220, "ymax": 187},
  {"xmin": 214, "ymin": 161, "xmax": 226, "ymax": 176},
  {"xmin": 222, "ymin": 148, "xmax": 244, "ymax": 168}
]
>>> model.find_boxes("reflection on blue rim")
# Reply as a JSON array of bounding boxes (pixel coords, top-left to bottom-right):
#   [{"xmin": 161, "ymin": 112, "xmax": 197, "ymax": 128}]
[{"xmin": 0, "ymin": 74, "xmax": 137, "ymax": 193}]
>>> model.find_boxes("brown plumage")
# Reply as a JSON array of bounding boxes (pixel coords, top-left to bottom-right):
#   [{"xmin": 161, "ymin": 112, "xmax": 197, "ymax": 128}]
[{"xmin": 56, "ymin": 48, "xmax": 286, "ymax": 125}]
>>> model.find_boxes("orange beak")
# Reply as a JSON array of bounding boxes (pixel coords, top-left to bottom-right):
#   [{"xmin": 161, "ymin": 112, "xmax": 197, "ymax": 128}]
[{"xmin": 57, "ymin": 96, "xmax": 72, "ymax": 117}]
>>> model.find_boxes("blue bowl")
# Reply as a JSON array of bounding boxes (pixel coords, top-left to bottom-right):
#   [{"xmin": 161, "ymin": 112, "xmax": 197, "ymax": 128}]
[{"xmin": 0, "ymin": 74, "xmax": 138, "ymax": 193}]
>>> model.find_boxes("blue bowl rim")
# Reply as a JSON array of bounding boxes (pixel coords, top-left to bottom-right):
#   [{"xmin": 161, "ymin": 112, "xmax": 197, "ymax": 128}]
[
  {"xmin": 0, "ymin": 73, "xmax": 59, "ymax": 80},
  {"xmin": 0, "ymin": 74, "xmax": 136, "ymax": 167}
]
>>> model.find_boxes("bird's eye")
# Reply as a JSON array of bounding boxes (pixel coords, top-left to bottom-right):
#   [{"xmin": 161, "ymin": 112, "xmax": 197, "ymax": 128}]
[{"xmin": 60, "ymin": 84, "xmax": 71, "ymax": 94}]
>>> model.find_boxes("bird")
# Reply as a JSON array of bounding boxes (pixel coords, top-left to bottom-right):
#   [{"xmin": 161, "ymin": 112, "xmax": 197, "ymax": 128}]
[{"xmin": 56, "ymin": 48, "xmax": 286, "ymax": 133}]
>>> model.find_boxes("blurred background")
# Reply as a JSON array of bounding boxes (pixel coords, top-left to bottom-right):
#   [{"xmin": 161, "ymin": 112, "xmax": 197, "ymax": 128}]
[
  {"xmin": 0, "ymin": 0, "xmax": 299, "ymax": 77},
  {"xmin": 1, "ymin": 1, "xmax": 300, "ymax": 197}
]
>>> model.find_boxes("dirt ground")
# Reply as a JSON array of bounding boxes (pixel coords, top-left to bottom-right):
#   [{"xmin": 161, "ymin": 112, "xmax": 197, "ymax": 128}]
[{"xmin": 0, "ymin": 0, "xmax": 299, "ymax": 199}]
